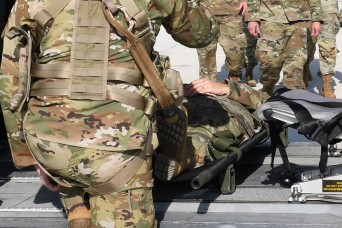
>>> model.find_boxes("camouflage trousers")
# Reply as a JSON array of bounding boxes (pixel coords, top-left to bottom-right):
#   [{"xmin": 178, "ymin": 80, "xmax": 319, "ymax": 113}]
[
  {"xmin": 25, "ymin": 136, "xmax": 156, "ymax": 227},
  {"xmin": 243, "ymin": 23, "xmax": 258, "ymax": 68},
  {"xmin": 197, "ymin": 17, "xmax": 246, "ymax": 80},
  {"xmin": 307, "ymin": 13, "xmax": 340, "ymax": 76},
  {"xmin": 257, "ymin": 21, "xmax": 309, "ymax": 89}
]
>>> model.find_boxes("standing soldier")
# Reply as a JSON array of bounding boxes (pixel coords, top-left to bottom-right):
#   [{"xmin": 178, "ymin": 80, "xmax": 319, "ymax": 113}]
[
  {"xmin": 305, "ymin": 0, "xmax": 340, "ymax": 98},
  {"xmin": 196, "ymin": 0, "xmax": 247, "ymax": 81},
  {"xmin": 0, "ymin": 0, "xmax": 217, "ymax": 227},
  {"xmin": 246, "ymin": 0, "xmax": 323, "ymax": 95}
]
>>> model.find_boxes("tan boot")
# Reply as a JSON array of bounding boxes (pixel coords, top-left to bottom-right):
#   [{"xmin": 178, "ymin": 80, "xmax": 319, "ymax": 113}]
[
  {"xmin": 60, "ymin": 187, "xmax": 93, "ymax": 228},
  {"xmin": 261, "ymin": 79, "xmax": 277, "ymax": 96},
  {"xmin": 303, "ymin": 63, "xmax": 313, "ymax": 88},
  {"xmin": 262, "ymin": 86, "xmax": 274, "ymax": 96},
  {"xmin": 244, "ymin": 66, "xmax": 256, "ymax": 87},
  {"xmin": 68, "ymin": 206, "xmax": 93, "ymax": 228},
  {"xmin": 321, "ymin": 75, "xmax": 336, "ymax": 98}
]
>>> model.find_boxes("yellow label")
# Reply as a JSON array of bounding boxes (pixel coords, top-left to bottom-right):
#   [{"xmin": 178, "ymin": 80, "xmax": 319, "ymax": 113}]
[{"xmin": 322, "ymin": 180, "xmax": 342, "ymax": 192}]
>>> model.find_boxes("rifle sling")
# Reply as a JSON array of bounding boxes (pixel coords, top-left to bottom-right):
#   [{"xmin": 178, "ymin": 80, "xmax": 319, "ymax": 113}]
[{"xmin": 101, "ymin": 2, "xmax": 176, "ymax": 113}]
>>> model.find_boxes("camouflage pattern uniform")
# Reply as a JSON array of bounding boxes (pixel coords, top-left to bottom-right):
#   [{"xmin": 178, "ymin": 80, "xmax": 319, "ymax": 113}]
[
  {"xmin": 307, "ymin": 0, "xmax": 340, "ymax": 78},
  {"xmin": 197, "ymin": 0, "xmax": 247, "ymax": 81},
  {"xmin": 243, "ymin": 23, "xmax": 258, "ymax": 70},
  {"xmin": 245, "ymin": 0, "xmax": 323, "ymax": 91},
  {"xmin": 0, "ymin": 0, "xmax": 217, "ymax": 227},
  {"xmin": 184, "ymin": 80, "xmax": 269, "ymax": 169}
]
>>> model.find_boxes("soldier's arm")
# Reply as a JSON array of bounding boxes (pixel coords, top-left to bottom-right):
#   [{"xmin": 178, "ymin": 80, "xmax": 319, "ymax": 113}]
[
  {"xmin": 35, "ymin": 165, "xmax": 60, "ymax": 192},
  {"xmin": 223, "ymin": 80, "xmax": 269, "ymax": 110},
  {"xmin": 245, "ymin": 0, "xmax": 261, "ymax": 22},
  {"xmin": 148, "ymin": 0, "xmax": 218, "ymax": 48},
  {"xmin": 239, "ymin": 1, "xmax": 248, "ymax": 16},
  {"xmin": 306, "ymin": 0, "xmax": 324, "ymax": 22},
  {"xmin": 184, "ymin": 78, "xmax": 269, "ymax": 110},
  {"xmin": 306, "ymin": 0, "xmax": 323, "ymax": 36},
  {"xmin": 245, "ymin": 0, "xmax": 261, "ymax": 37},
  {"xmin": 184, "ymin": 78, "xmax": 230, "ymax": 97}
]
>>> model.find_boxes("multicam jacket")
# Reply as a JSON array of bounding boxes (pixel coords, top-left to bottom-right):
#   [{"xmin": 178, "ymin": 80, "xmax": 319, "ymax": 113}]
[
  {"xmin": 0, "ymin": 0, "xmax": 217, "ymax": 168},
  {"xmin": 199, "ymin": 0, "xmax": 245, "ymax": 17},
  {"xmin": 245, "ymin": 0, "xmax": 323, "ymax": 23},
  {"xmin": 321, "ymin": 0, "xmax": 339, "ymax": 15}
]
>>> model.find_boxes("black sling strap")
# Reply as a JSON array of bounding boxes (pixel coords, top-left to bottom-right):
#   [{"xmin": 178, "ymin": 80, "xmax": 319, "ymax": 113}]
[{"xmin": 265, "ymin": 89, "xmax": 342, "ymax": 174}]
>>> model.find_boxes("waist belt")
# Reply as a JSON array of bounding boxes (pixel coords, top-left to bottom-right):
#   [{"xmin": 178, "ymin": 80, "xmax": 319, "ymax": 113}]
[
  {"xmin": 30, "ymin": 63, "xmax": 155, "ymax": 115},
  {"xmin": 30, "ymin": 80, "xmax": 156, "ymax": 116},
  {"xmin": 32, "ymin": 63, "xmax": 149, "ymax": 86}
]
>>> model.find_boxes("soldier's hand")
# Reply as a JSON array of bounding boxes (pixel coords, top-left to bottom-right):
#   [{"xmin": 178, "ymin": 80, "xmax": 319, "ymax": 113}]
[
  {"xmin": 238, "ymin": 2, "xmax": 247, "ymax": 16},
  {"xmin": 184, "ymin": 78, "xmax": 230, "ymax": 97},
  {"xmin": 35, "ymin": 165, "xmax": 60, "ymax": 192},
  {"xmin": 311, "ymin": 22, "xmax": 321, "ymax": 37},
  {"xmin": 248, "ymin": 22, "xmax": 260, "ymax": 37}
]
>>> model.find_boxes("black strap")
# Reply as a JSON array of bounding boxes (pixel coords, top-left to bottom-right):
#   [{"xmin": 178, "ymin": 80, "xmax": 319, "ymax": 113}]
[
  {"xmin": 270, "ymin": 88, "xmax": 342, "ymax": 109},
  {"xmin": 265, "ymin": 88, "xmax": 342, "ymax": 174}
]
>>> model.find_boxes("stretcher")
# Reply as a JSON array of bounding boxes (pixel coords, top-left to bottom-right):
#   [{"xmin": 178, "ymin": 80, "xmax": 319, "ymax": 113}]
[
  {"xmin": 256, "ymin": 88, "xmax": 342, "ymax": 203},
  {"xmin": 153, "ymin": 105, "xmax": 269, "ymax": 195}
]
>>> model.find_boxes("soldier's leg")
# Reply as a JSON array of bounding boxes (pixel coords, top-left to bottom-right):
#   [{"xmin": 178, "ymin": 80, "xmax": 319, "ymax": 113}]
[
  {"xmin": 304, "ymin": 27, "xmax": 316, "ymax": 87},
  {"xmin": 317, "ymin": 15, "xmax": 339, "ymax": 98},
  {"xmin": 25, "ymin": 136, "xmax": 156, "ymax": 227},
  {"xmin": 89, "ymin": 155, "xmax": 156, "ymax": 227},
  {"xmin": 60, "ymin": 186, "xmax": 92, "ymax": 228},
  {"xmin": 243, "ymin": 23, "xmax": 258, "ymax": 87},
  {"xmin": 197, "ymin": 36, "xmax": 219, "ymax": 81},
  {"xmin": 282, "ymin": 21, "xmax": 307, "ymax": 89},
  {"xmin": 219, "ymin": 18, "xmax": 246, "ymax": 82},
  {"xmin": 257, "ymin": 21, "xmax": 284, "ymax": 95}
]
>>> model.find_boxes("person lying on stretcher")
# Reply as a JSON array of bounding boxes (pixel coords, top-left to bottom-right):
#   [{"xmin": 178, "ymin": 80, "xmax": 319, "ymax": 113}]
[{"xmin": 154, "ymin": 78, "xmax": 270, "ymax": 181}]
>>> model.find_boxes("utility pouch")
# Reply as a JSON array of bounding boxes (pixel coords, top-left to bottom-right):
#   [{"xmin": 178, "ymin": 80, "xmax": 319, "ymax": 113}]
[
  {"xmin": 154, "ymin": 105, "xmax": 189, "ymax": 181},
  {"xmin": 209, "ymin": 131, "xmax": 241, "ymax": 194},
  {"xmin": 220, "ymin": 164, "xmax": 236, "ymax": 194},
  {"xmin": 0, "ymin": 24, "xmax": 35, "ymax": 168},
  {"xmin": 0, "ymin": 75, "xmax": 34, "ymax": 168},
  {"xmin": 160, "ymin": 55, "xmax": 184, "ymax": 104}
]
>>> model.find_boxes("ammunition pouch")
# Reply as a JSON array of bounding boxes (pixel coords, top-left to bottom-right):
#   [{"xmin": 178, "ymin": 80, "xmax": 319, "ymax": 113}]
[
  {"xmin": 159, "ymin": 55, "xmax": 184, "ymax": 103},
  {"xmin": 154, "ymin": 104, "xmax": 190, "ymax": 181},
  {"xmin": 0, "ymin": 24, "xmax": 37, "ymax": 168},
  {"xmin": 209, "ymin": 130, "xmax": 241, "ymax": 194},
  {"xmin": 153, "ymin": 55, "xmax": 191, "ymax": 180}
]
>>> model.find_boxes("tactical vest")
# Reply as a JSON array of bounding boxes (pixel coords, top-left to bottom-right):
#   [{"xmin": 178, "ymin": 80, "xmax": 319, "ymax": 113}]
[
  {"xmin": 7, "ymin": 0, "xmax": 157, "ymax": 116},
  {"xmin": 1, "ymin": 0, "xmax": 182, "ymax": 169}
]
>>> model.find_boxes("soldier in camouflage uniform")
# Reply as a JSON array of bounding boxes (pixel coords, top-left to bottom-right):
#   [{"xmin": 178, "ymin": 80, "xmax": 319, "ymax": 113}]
[
  {"xmin": 246, "ymin": 0, "xmax": 323, "ymax": 95},
  {"xmin": 196, "ymin": 0, "xmax": 247, "ymax": 81},
  {"xmin": 178, "ymin": 78, "xmax": 269, "ymax": 174},
  {"xmin": 305, "ymin": 0, "xmax": 340, "ymax": 98},
  {"xmin": 0, "ymin": 0, "xmax": 217, "ymax": 227}
]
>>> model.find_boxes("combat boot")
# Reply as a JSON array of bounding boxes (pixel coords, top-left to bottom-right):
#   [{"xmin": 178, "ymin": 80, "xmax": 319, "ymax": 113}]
[
  {"xmin": 262, "ymin": 86, "xmax": 274, "ymax": 96},
  {"xmin": 60, "ymin": 187, "xmax": 93, "ymax": 228},
  {"xmin": 244, "ymin": 65, "xmax": 256, "ymax": 87},
  {"xmin": 321, "ymin": 74, "xmax": 336, "ymax": 98},
  {"xmin": 303, "ymin": 64, "xmax": 313, "ymax": 88},
  {"xmin": 261, "ymin": 79, "xmax": 277, "ymax": 96},
  {"xmin": 68, "ymin": 206, "xmax": 92, "ymax": 228}
]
